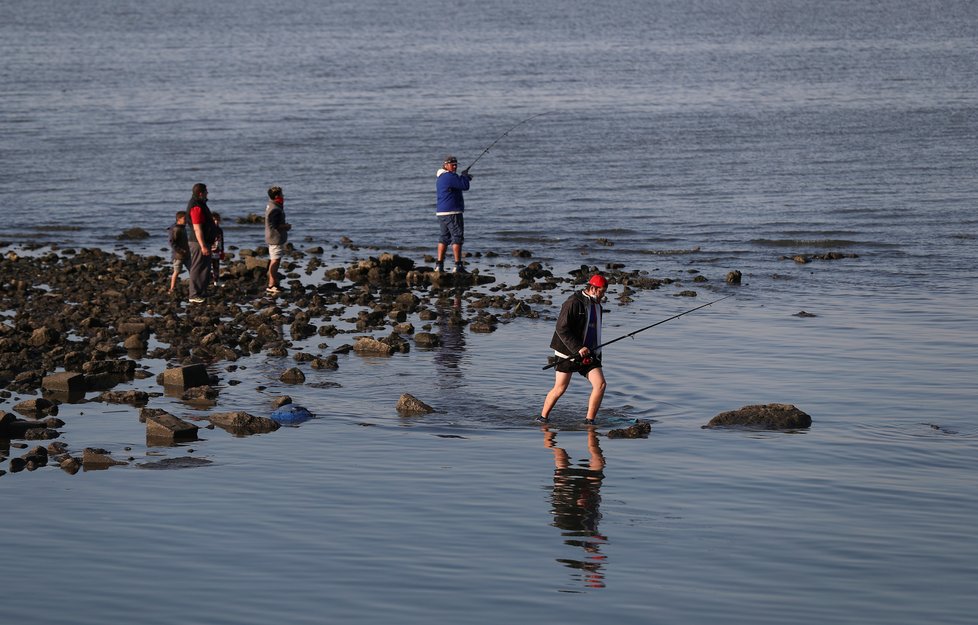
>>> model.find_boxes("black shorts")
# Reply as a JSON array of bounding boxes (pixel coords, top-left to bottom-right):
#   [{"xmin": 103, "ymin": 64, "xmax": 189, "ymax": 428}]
[{"xmin": 552, "ymin": 355, "xmax": 602, "ymax": 377}]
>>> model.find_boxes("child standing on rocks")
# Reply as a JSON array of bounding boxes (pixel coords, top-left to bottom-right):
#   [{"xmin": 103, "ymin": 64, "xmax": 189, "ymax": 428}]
[
  {"xmin": 265, "ymin": 186, "xmax": 291, "ymax": 294},
  {"xmin": 167, "ymin": 211, "xmax": 190, "ymax": 294}
]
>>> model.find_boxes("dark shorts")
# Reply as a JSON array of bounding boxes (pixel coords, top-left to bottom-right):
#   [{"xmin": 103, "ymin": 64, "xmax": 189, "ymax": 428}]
[
  {"xmin": 438, "ymin": 214, "xmax": 464, "ymax": 245},
  {"xmin": 552, "ymin": 355, "xmax": 602, "ymax": 377}
]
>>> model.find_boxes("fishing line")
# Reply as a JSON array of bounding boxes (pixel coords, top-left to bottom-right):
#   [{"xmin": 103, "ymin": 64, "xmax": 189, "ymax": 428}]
[
  {"xmin": 463, "ymin": 112, "xmax": 549, "ymax": 173},
  {"xmin": 542, "ymin": 295, "xmax": 734, "ymax": 370}
]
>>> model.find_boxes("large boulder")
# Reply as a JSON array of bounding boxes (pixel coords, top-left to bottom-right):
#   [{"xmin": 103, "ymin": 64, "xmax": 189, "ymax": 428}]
[{"xmin": 704, "ymin": 403, "xmax": 812, "ymax": 430}]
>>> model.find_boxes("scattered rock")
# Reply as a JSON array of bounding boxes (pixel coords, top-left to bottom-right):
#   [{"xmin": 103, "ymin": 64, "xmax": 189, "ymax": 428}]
[
  {"xmin": 160, "ymin": 364, "xmax": 211, "ymax": 390},
  {"xmin": 606, "ymin": 420, "xmax": 652, "ymax": 439},
  {"xmin": 354, "ymin": 336, "xmax": 396, "ymax": 357},
  {"xmin": 96, "ymin": 390, "xmax": 150, "ymax": 406},
  {"xmin": 181, "ymin": 385, "xmax": 219, "ymax": 406},
  {"xmin": 414, "ymin": 332, "xmax": 441, "ymax": 348},
  {"xmin": 704, "ymin": 403, "xmax": 812, "ymax": 430},
  {"xmin": 310, "ymin": 355, "xmax": 339, "ymax": 370},
  {"xmin": 144, "ymin": 411, "xmax": 200, "ymax": 444},
  {"xmin": 138, "ymin": 457, "xmax": 214, "ymax": 470},
  {"xmin": 271, "ymin": 396, "xmax": 293, "ymax": 409},
  {"xmin": 280, "ymin": 367, "xmax": 306, "ymax": 384},
  {"xmin": 209, "ymin": 411, "xmax": 281, "ymax": 435},
  {"xmin": 41, "ymin": 372, "xmax": 86, "ymax": 393},
  {"xmin": 60, "ymin": 456, "xmax": 82, "ymax": 474},
  {"xmin": 82, "ymin": 447, "xmax": 128, "ymax": 469},
  {"xmin": 13, "ymin": 398, "xmax": 58, "ymax": 417},
  {"xmin": 396, "ymin": 393, "xmax": 434, "ymax": 416}
]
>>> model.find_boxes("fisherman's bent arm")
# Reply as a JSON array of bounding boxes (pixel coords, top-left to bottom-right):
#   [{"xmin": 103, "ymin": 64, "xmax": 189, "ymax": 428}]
[
  {"xmin": 555, "ymin": 299, "xmax": 585, "ymax": 355},
  {"xmin": 452, "ymin": 173, "xmax": 470, "ymax": 190}
]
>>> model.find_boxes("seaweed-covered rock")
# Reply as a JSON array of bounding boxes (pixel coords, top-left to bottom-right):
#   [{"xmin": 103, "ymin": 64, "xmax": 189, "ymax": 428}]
[
  {"xmin": 606, "ymin": 420, "xmax": 652, "ymax": 439},
  {"xmin": 704, "ymin": 403, "xmax": 812, "ymax": 430}
]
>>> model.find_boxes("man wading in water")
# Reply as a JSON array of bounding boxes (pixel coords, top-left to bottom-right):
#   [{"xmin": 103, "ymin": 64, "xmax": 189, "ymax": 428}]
[{"xmin": 540, "ymin": 274, "xmax": 609, "ymax": 425}]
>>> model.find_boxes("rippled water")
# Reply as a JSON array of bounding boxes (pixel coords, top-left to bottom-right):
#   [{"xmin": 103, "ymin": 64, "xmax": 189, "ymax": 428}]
[{"xmin": 2, "ymin": 0, "xmax": 977, "ymax": 623}]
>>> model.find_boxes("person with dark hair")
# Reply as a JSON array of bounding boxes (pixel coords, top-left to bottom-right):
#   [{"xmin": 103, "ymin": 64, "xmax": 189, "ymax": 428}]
[
  {"xmin": 264, "ymin": 186, "xmax": 291, "ymax": 294},
  {"xmin": 186, "ymin": 183, "xmax": 217, "ymax": 303},
  {"xmin": 540, "ymin": 274, "xmax": 609, "ymax": 424},
  {"xmin": 434, "ymin": 155, "xmax": 472, "ymax": 274},
  {"xmin": 167, "ymin": 210, "xmax": 189, "ymax": 294}
]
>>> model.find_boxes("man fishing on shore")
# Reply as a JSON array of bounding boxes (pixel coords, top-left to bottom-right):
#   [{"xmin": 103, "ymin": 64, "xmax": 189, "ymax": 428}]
[
  {"xmin": 434, "ymin": 155, "xmax": 472, "ymax": 274},
  {"xmin": 540, "ymin": 274, "xmax": 609, "ymax": 425}
]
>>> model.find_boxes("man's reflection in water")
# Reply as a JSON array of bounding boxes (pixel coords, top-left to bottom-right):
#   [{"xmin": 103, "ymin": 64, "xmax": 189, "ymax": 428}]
[
  {"xmin": 543, "ymin": 425, "xmax": 608, "ymax": 589},
  {"xmin": 433, "ymin": 289, "xmax": 465, "ymax": 387}
]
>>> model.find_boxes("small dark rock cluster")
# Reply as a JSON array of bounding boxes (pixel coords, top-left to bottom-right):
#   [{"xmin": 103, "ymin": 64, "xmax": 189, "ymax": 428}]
[{"xmin": 606, "ymin": 420, "xmax": 652, "ymax": 439}]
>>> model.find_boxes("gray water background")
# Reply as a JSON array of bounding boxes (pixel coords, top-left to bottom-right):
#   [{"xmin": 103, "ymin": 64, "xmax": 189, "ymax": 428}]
[{"xmin": 1, "ymin": 0, "xmax": 977, "ymax": 623}]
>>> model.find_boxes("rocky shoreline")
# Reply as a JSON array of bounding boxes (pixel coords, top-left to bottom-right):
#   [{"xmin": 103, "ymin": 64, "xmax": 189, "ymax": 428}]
[
  {"xmin": 1, "ymin": 240, "xmax": 706, "ymax": 476},
  {"xmin": 1, "ymin": 240, "xmax": 794, "ymax": 477}
]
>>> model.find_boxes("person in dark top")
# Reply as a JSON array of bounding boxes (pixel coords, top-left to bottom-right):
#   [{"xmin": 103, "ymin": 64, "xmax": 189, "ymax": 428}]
[
  {"xmin": 167, "ymin": 210, "xmax": 189, "ymax": 294},
  {"xmin": 186, "ymin": 182, "xmax": 217, "ymax": 303},
  {"xmin": 264, "ymin": 186, "xmax": 291, "ymax": 294},
  {"xmin": 541, "ymin": 274, "xmax": 609, "ymax": 424}
]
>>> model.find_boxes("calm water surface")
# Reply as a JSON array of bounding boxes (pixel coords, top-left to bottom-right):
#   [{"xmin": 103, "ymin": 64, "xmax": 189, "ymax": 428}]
[{"xmin": 2, "ymin": 1, "xmax": 977, "ymax": 623}]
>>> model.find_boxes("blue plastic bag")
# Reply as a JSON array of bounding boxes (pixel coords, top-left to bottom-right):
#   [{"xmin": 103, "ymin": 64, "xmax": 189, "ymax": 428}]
[{"xmin": 269, "ymin": 404, "xmax": 314, "ymax": 425}]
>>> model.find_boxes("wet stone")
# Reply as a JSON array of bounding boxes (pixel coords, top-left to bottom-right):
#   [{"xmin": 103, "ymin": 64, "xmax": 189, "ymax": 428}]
[
  {"xmin": 82, "ymin": 447, "xmax": 127, "ymax": 469},
  {"xmin": 208, "ymin": 411, "xmax": 280, "ymax": 435},
  {"xmin": 607, "ymin": 421, "xmax": 652, "ymax": 439},
  {"xmin": 144, "ymin": 411, "xmax": 199, "ymax": 444},
  {"xmin": 42, "ymin": 372, "xmax": 86, "ymax": 393},
  {"xmin": 280, "ymin": 367, "xmax": 306, "ymax": 384},
  {"xmin": 96, "ymin": 390, "xmax": 150, "ymax": 406},
  {"xmin": 396, "ymin": 393, "xmax": 434, "ymax": 416},
  {"xmin": 704, "ymin": 403, "xmax": 813, "ymax": 430},
  {"xmin": 353, "ymin": 336, "xmax": 395, "ymax": 356},
  {"xmin": 414, "ymin": 332, "xmax": 441, "ymax": 348},
  {"xmin": 13, "ymin": 398, "xmax": 58, "ymax": 418},
  {"xmin": 161, "ymin": 364, "xmax": 210, "ymax": 390}
]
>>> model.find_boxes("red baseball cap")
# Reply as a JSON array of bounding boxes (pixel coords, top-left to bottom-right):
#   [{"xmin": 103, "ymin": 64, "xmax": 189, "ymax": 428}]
[{"xmin": 588, "ymin": 274, "xmax": 608, "ymax": 288}]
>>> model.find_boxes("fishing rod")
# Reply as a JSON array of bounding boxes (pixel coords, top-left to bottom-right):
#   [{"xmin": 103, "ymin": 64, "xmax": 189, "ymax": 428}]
[
  {"xmin": 463, "ymin": 112, "xmax": 548, "ymax": 173},
  {"xmin": 542, "ymin": 295, "xmax": 733, "ymax": 370}
]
